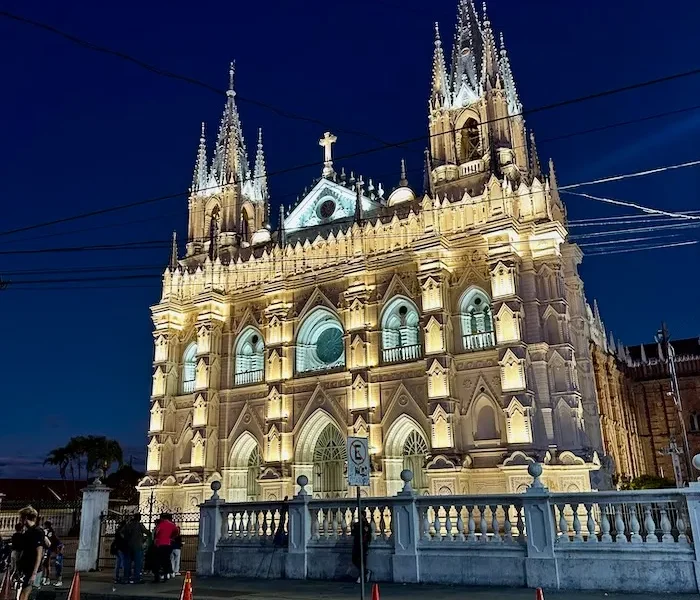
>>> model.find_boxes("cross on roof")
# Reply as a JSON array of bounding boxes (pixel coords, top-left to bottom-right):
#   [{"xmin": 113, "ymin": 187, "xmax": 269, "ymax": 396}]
[{"xmin": 319, "ymin": 131, "xmax": 337, "ymax": 178}]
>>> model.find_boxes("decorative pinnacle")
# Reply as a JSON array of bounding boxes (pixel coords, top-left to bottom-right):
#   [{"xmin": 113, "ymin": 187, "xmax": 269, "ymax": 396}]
[
  {"xmin": 499, "ymin": 32, "xmax": 505, "ymax": 51},
  {"xmin": 399, "ymin": 158, "xmax": 408, "ymax": 187},
  {"xmin": 482, "ymin": 1, "xmax": 489, "ymax": 21},
  {"xmin": 227, "ymin": 61, "xmax": 235, "ymax": 97},
  {"xmin": 200, "ymin": 121, "xmax": 206, "ymax": 141},
  {"xmin": 257, "ymin": 127, "xmax": 263, "ymax": 149},
  {"xmin": 169, "ymin": 230, "xmax": 178, "ymax": 270},
  {"xmin": 434, "ymin": 22, "xmax": 442, "ymax": 47}
]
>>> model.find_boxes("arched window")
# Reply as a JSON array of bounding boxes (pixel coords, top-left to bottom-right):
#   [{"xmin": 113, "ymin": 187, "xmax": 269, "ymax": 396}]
[
  {"xmin": 234, "ymin": 328, "xmax": 265, "ymax": 385},
  {"xmin": 182, "ymin": 342, "xmax": 197, "ymax": 393},
  {"xmin": 179, "ymin": 430, "xmax": 193, "ymax": 466},
  {"xmin": 313, "ymin": 424, "xmax": 346, "ymax": 498},
  {"xmin": 460, "ymin": 118, "xmax": 480, "ymax": 162},
  {"xmin": 403, "ymin": 431, "xmax": 429, "ymax": 493},
  {"xmin": 246, "ymin": 445, "xmax": 262, "ymax": 500},
  {"xmin": 475, "ymin": 404, "xmax": 499, "ymax": 441},
  {"xmin": 296, "ymin": 308, "xmax": 345, "ymax": 374},
  {"xmin": 459, "ymin": 288, "xmax": 495, "ymax": 351},
  {"xmin": 690, "ymin": 413, "xmax": 700, "ymax": 433},
  {"xmin": 381, "ymin": 297, "xmax": 421, "ymax": 364}
]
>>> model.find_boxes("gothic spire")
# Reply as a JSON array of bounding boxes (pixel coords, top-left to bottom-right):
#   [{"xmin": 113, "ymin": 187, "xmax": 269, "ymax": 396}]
[
  {"xmin": 423, "ymin": 148, "xmax": 433, "ymax": 196},
  {"xmin": 278, "ymin": 204, "xmax": 286, "ymax": 249},
  {"xmin": 608, "ymin": 331, "xmax": 617, "ymax": 354},
  {"xmin": 253, "ymin": 128, "xmax": 269, "ymax": 204},
  {"xmin": 498, "ymin": 32, "xmax": 521, "ymax": 116},
  {"xmin": 354, "ymin": 182, "xmax": 363, "ymax": 224},
  {"xmin": 430, "ymin": 23, "xmax": 449, "ymax": 110},
  {"xmin": 529, "ymin": 131, "xmax": 542, "ymax": 180},
  {"xmin": 191, "ymin": 122, "xmax": 208, "ymax": 195},
  {"xmin": 451, "ymin": 0, "xmax": 482, "ymax": 106},
  {"xmin": 169, "ymin": 230, "xmax": 178, "ymax": 270},
  {"xmin": 640, "ymin": 343, "xmax": 648, "ymax": 364},
  {"xmin": 211, "ymin": 62, "xmax": 249, "ymax": 187},
  {"xmin": 593, "ymin": 299, "xmax": 603, "ymax": 328},
  {"xmin": 399, "ymin": 159, "xmax": 408, "ymax": 187},
  {"xmin": 480, "ymin": 2, "xmax": 499, "ymax": 88}
]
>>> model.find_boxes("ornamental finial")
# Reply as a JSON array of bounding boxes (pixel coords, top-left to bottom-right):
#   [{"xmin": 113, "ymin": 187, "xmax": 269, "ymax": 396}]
[
  {"xmin": 399, "ymin": 158, "xmax": 408, "ymax": 187},
  {"xmin": 319, "ymin": 131, "xmax": 337, "ymax": 178},
  {"xmin": 434, "ymin": 22, "xmax": 441, "ymax": 47},
  {"xmin": 228, "ymin": 61, "xmax": 235, "ymax": 96}
]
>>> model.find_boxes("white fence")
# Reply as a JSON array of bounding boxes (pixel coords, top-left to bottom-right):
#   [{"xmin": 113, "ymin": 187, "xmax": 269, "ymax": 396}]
[{"xmin": 198, "ymin": 466, "xmax": 700, "ymax": 593}]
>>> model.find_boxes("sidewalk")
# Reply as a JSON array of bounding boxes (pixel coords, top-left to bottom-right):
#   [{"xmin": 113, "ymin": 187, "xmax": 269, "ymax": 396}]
[{"xmin": 35, "ymin": 571, "xmax": 694, "ymax": 600}]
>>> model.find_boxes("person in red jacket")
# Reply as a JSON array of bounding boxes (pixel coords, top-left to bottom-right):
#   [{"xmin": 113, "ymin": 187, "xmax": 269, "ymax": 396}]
[{"xmin": 152, "ymin": 513, "xmax": 177, "ymax": 583}]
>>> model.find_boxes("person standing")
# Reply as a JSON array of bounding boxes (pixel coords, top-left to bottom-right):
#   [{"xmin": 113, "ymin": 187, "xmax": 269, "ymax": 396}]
[
  {"xmin": 111, "ymin": 520, "xmax": 127, "ymax": 584},
  {"xmin": 152, "ymin": 513, "xmax": 177, "ymax": 583},
  {"xmin": 169, "ymin": 526, "xmax": 182, "ymax": 577},
  {"xmin": 41, "ymin": 521, "xmax": 56, "ymax": 586},
  {"xmin": 10, "ymin": 523, "xmax": 22, "ymax": 575},
  {"xmin": 351, "ymin": 514, "xmax": 372, "ymax": 584},
  {"xmin": 123, "ymin": 514, "xmax": 149, "ymax": 584},
  {"xmin": 53, "ymin": 542, "xmax": 64, "ymax": 587},
  {"xmin": 15, "ymin": 506, "xmax": 45, "ymax": 600}
]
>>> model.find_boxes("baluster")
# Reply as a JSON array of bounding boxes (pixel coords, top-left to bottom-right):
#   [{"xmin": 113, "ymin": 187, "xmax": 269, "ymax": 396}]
[
  {"xmin": 433, "ymin": 507, "xmax": 442, "ymax": 541},
  {"xmin": 600, "ymin": 506, "xmax": 612, "ymax": 542},
  {"xmin": 422, "ymin": 508, "xmax": 432, "ymax": 541},
  {"xmin": 479, "ymin": 505, "xmax": 488, "ymax": 542},
  {"xmin": 629, "ymin": 506, "xmax": 642, "ymax": 543},
  {"xmin": 516, "ymin": 505, "xmax": 525, "ymax": 542},
  {"xmin": 614, "ymin": 506, "xmax": 628, "ymax": 543},
  {"xmin": 456, "ymin": 507, "xmax": 465, "ymax": 542},
  {"xmin": 585, "ymin": 504, "xmax": 597, "ymax": 543},
  {"xmin": 322, "ymin": 509, "xmax": 329, "ymax": 540},
  {"xmin": 644, "ymin": 506, "xmax": 659, "ymax": 543},
  {"xmin": 381, "ymin": 507, "xmax": 389, "ymax": 541},
  {"xmin": 677, "ymin": 512, "xmax": 689, "ymax": 544},
  {"xmin": 572, "ymin": 503, "xmax": 583, "ymax": 543},
  {"xmin": 330, "ymin": 509, "xmax": 339, "ymax": 540},
  {"xmin": 490, "ymin": 505, "xmax": 501, "ymax": 543},
  {"xmin": 341, "ymin": 508, "xmax": 350, "ymax": 537},
  {"xmin": 445, "ymin": 507, "xmax": 453, "ymax": 541},
  {"xmin": 467, "ymin": 505, "xmax": 477, "ymax": 542},
  {"xmin": 557, "ymin": 504, "xmax": 569, "ymax": 542},
  {"xmin": 262, "ymin": 510, "xmax": 270, "ymax": 538},
  {"xmin": 660, "ymin": 508, "xmax": 673, "ymax": 543},
  {"xmin": 221, "ymin": 511, "xmax": 229, "ymax": 539},
  {"xmin": 311, "ymin": 509, "xmax": 320, "ymax": 541},
  {"xmin": 237, "ymin": 511, "xmax": 245, "ymax": 539},
  {"xmin": 503, "ymin": 505, "xmax": 512, "ymax": 543}
]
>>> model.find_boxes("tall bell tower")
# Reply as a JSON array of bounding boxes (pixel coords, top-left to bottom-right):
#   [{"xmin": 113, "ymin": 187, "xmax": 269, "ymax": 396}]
[{"xmin": 428, "ymin": 1, "xmax": 529, "ymax": 199}]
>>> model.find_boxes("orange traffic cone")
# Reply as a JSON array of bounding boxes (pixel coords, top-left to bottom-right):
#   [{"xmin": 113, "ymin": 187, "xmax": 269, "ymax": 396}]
[
  {"xmin": 1, "ymin": 572, "xmax": 12, "ymax": 600},
  {"xmin": 67, "ymin": 571, "xmax": 80, "ymax": 600},
  {"xmin": 180, "ymin": 572, "xmax": 193, "ymax": 600},
  {"xmin": 535, "ymin": 588, "xmax": 545, "ymax": 600},
  {"xmin": 371, "ymin": 583, "xmax": 380, "ymax": 600}
]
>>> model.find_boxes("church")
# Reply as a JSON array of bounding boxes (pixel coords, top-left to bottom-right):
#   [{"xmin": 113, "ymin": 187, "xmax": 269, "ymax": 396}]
[{"xmin": 139, "ymin": 0, "xmax": 606, "ymax": 510}]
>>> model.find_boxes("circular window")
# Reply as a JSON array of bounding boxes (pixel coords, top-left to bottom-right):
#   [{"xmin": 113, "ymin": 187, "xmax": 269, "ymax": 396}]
[
  {"xmin": 474, "ymin": 297, "xmax": 482, "ymax": 306},
  {"xmin": 316, "ymin": 328, "xmax": 343, "ymax": 364},
  {"xmin": 399, "ymin": 305, "xmax": 408, "ymax": 316},
  {"xmin": 251, "ymin": 335, "xmax": 259, "ymax": 344},
  {"xmin": 319, "ymin": 199, "xmax": 336, "ymax": 219}
]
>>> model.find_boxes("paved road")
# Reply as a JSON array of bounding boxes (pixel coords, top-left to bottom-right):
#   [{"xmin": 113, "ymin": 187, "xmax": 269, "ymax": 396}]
[{"xmin": 47, "ymin": 572, "xmax": 693, "ymax": 600}]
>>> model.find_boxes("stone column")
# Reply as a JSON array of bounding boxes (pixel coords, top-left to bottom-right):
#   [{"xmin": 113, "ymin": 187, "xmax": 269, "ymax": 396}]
[
  {"xmin": 522, "ymin": 463, "xmax": 560, "ymax": 590},
  {"xmin": 391, "ymin": 470, "xmax": 420, "ymax": 583},
  {"xmin": 75, "ymin": 479, "xmax": 111, "ymax": 572},
  {"xmin": 197, "ymin": 481, "xmax": 224, "ymax": 576},
  {"xmin": 285, "ymin": 476, "xmax": 311, "ymax": 580}
]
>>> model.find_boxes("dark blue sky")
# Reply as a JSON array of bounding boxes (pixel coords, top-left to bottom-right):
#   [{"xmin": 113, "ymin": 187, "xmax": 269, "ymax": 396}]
[{"xmin": 1, "ymin": 0, "xmax": 699, "ymax": 477}]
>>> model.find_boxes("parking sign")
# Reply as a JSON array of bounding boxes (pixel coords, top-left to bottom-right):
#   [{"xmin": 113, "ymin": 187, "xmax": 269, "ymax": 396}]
[{"xmin": 347, "ymin": 436, "xmax": 370, "ymax": 487}]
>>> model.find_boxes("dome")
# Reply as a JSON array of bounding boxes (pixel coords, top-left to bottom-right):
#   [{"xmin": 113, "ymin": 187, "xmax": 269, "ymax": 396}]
[
  {"xmin": 387, "ymin": 186, "xmax": 416, "ymax": 207},
  {"xmin": 251, "ymin": 228, "xmax": 272, "ymax": 246}
]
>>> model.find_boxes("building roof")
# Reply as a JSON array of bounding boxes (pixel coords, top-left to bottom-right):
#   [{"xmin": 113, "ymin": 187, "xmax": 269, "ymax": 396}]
[
  {"xmin": 0, "ymin": 479, "xmax": 85, "ymax": 503},
  {"xmin": 627, "ymin": 337, "xmax": 700, "ymax": 363}
]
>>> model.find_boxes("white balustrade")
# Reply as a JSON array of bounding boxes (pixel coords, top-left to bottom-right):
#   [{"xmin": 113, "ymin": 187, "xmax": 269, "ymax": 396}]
[
  {"xmin": 309, "ymin": 499, "xmax": 393, "ymax": 543},
  {"xmin": 382, "ymin": 344, "xmax": 422, "ymax": 364},
  {"xmin": 234, "ymin": 369, "xmax": 265, "ymax": 386},
  {"xmin": 415, "ymin": 497, "xmax": 525, "ymax": 544},
  {"xmin": 219, "ymin": 501, "xmax": 288, "ymax": 544},
  {"xmin": 462, "ymin": 331, "xmax": 496, "ymax": 351},
  {"xmin": 550, "ymin": 491, "xmax": 691, "ymax": 545}
]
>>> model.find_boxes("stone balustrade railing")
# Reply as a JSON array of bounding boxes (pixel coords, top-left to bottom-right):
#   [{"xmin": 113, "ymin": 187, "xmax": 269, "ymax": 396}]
[{"xmin": 198, "ymin": 467, "xmax": 700, "ymax": 593}]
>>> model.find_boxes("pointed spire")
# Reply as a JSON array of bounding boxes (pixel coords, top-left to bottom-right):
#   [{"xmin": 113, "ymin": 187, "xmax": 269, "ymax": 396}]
[
  {"xmin": 608, "ymin": 331, "xmax": 617, "ymax": 354},
  {"xmin": 430, "ymin": 22, "xmax": 449, "ymax": 110},
  {"xmin": 480, "ymin": 1, "xmax": 499, "ymax": 85},
  {"xmin": 399, "ymin": 159, "xmax": 408, "ymax": 187},
  {"xmin": 355, "ymin": 182, "xmax": 363, "ymax": 224},
  {"xmin": 529, "ymin": 131, "xmax": 541, "ymax": 180},
  {"xmin": 617, "ymin": 339, "xmax": 625, "ymax": 361},
  {"xmin": 192, "ymin": 122, "xmax": 208, "ymax": 194},
  {"xmin": 169, "ymin": 231, "xmax": 178, "ymax": 270},
  {"xmin": 451, "ymin": 0, "xmax": 482, "ymax": 106},
  {"xmin": 278, "ymin": 204, "xmax": 286, "ymax": 249},
  {"xmin": 209, "ymin": 212, "xmax": 219, "ymax": 261},
  {"xmin": 253, "ymin": 128, "xmax": 269, "ymax": 204},
  {"xmin": 498, "ymin": 32, "xmax": 521, "ymax": 116},
  {"xmin": 640, "ymin": 343, "xmax": 648, "ymax": 364},
  {"xmin": 593, "ymin": 299, "xmax": 602, "ymax": 326},
  {"xmin": 211, "ymin": 61, "xmax": 249, "ymax": 187},
  {"xmin": 423, "ymin": 148, "xmax": 433, "ymax": 195}
]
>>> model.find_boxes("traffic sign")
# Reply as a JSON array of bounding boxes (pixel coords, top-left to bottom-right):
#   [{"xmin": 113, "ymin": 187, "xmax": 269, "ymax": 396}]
[{"xmin": 347, "ymin": 436, "xmax": 370, "ymax": 487}]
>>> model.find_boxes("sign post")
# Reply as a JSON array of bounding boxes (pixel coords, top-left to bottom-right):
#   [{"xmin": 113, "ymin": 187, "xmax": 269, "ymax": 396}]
[{"xmin": 347, "ymin": 436, "xmax": 370, "ymax": 600}]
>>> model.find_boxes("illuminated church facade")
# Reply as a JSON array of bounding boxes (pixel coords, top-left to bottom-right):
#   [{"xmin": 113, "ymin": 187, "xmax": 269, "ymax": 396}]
[{"xmin": 139, "ymin": 0, "xmax": 605, "ymax": 509}]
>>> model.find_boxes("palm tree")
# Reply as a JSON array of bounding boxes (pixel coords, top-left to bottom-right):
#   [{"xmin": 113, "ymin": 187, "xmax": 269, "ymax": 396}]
[
  {"xmin": 45, "ymin": 436, "xmax": 124, "ymax": 481},
  {"xmin": 44, "ymin": 447, "xmax": 69, "ymax": 479}
]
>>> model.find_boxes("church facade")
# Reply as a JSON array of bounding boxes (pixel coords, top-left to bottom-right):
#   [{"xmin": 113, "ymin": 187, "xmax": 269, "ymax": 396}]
[{"xmin": 139, "ymin": 0, "xmax": 606, "ymax": 510}]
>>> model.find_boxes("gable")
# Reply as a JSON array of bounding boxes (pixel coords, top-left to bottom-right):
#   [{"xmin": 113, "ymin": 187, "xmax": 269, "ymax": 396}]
[{"xmin": 284, "ymin": 178, "xmax": 380, "ymax": 231}]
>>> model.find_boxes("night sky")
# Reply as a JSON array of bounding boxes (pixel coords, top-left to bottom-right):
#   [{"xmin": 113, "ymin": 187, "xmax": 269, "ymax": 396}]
[{"xmin": 1, "ymin": 0, "xmax": 699, "ymax": 478}]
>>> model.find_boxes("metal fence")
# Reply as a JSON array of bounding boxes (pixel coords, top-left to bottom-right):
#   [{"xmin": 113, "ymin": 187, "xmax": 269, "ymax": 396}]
[{"xmin": 0, "ymin": 500, "xmax": 81, "ymax": 573}]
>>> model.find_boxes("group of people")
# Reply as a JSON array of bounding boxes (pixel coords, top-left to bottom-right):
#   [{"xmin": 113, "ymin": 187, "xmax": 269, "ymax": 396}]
[
  {"xmin": 112, "ymin": 512, "xmax": 182, "ymax": 584},
  {"xmin": 8, "ymin": 506, "xmax": 64, "ymax": 600}
]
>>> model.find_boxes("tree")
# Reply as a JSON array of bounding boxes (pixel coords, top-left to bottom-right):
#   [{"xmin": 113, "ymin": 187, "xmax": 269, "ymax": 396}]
[
  {"xmin": 45, "ymin": 436, "xmax": 124, "ymax": 481},
  {"xmin": 105, "ymin": 465, "xmax": 144, "ymax": 503}
]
